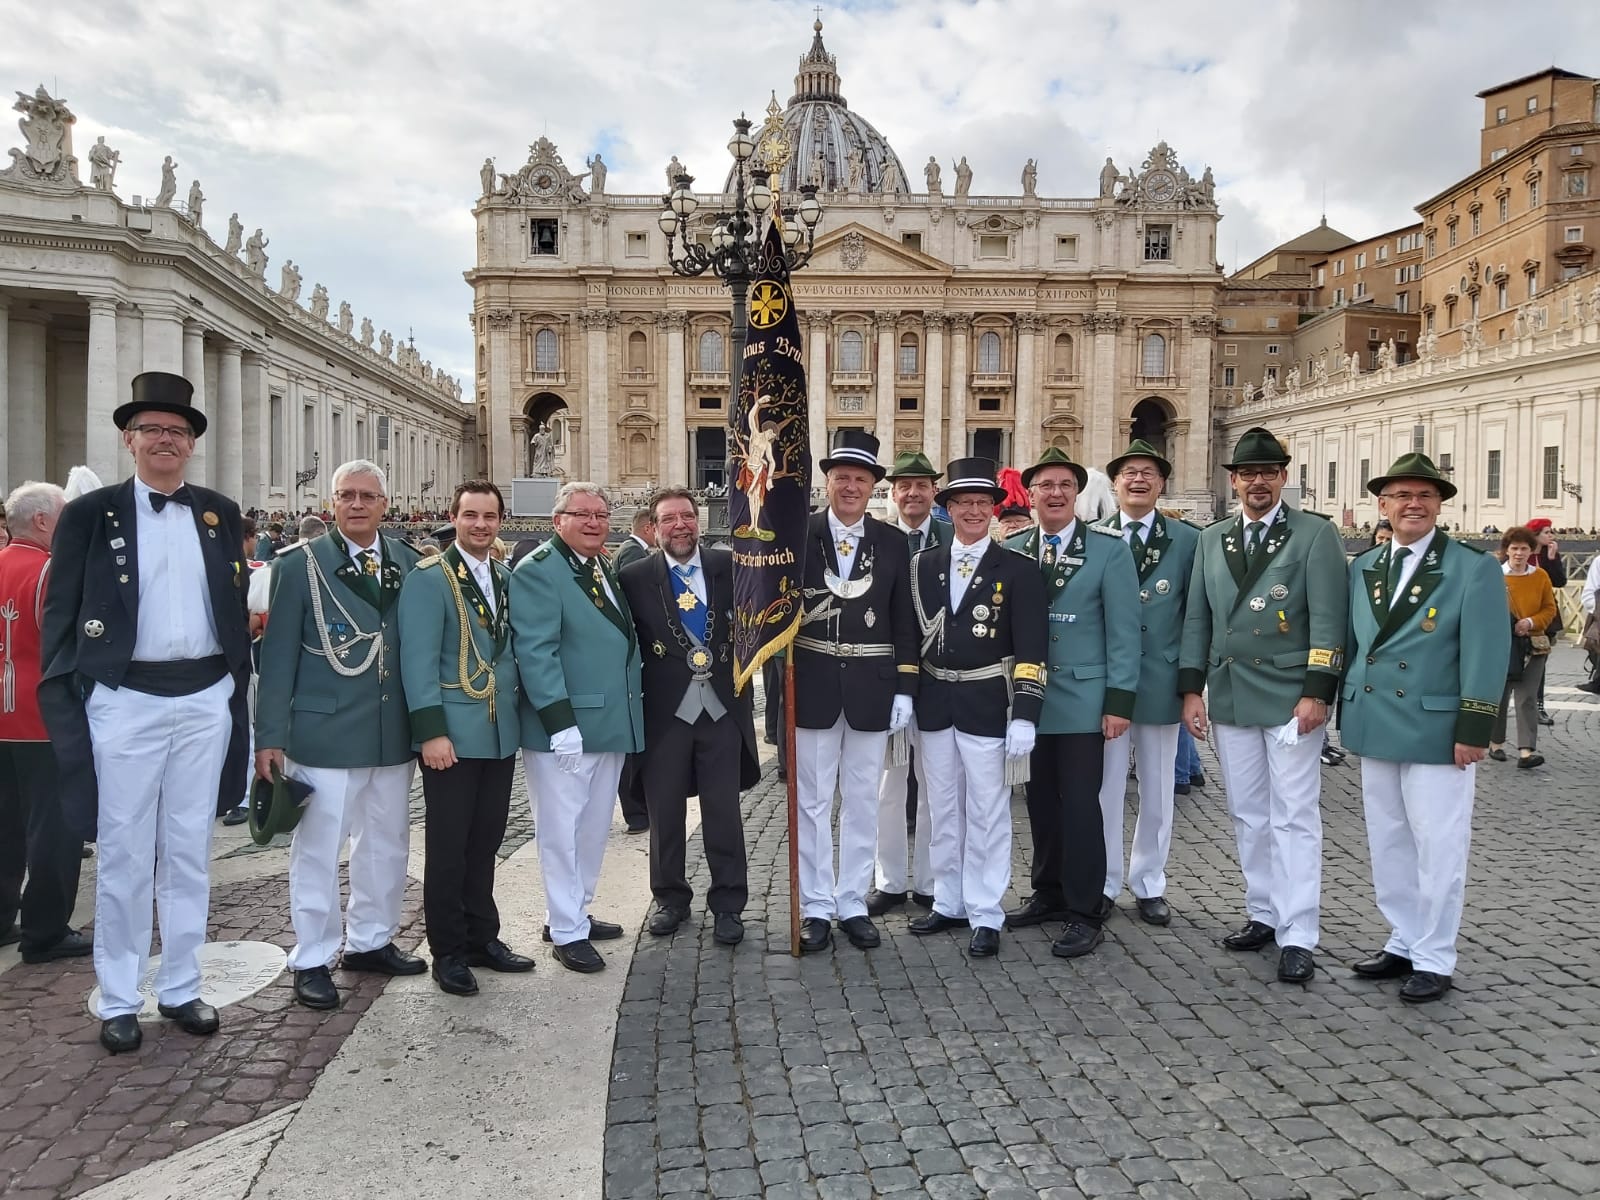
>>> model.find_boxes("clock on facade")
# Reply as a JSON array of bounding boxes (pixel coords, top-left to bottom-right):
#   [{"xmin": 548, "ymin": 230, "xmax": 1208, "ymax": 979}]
[{"xmin": 1145, "ymin": 170, "xmax": 1177, "ymax": 202}]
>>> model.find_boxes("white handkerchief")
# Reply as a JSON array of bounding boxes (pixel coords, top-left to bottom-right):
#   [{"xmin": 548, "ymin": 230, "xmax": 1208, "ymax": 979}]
[{"xmin": 1271, "ymin": 718, "xmax": 1301, "ymax": 747}]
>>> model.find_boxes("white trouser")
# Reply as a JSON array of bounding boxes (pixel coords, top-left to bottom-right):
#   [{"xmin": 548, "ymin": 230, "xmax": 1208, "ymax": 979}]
[
  {"xmin": 1211, "ymin": 722, "xmax": 1323, "ymax": 950},
  {"xmin": 1099, "ymin": 723, "xmax": 1180, "ymax": 900},
  {"xmin": 1360, "ymin": 758, "xmax": 1475, "ymax": 975},
  {"xmin": 795, "ymin": 718, "xmax": 887, "ymax": 921},
  {"xmin": 919, "ymin": 728, "xmax": 1009, "ymax": 931},
  {"xmin": 86, "ymin": 675, "xmax": 234, "ymax": 1018},
  {"xmin": 874, "ymin": 719, "xmax": 932, "ymax": 896},
  {"xmin": 525, "ymin": 749, "xmax": 624, "ymax": 945},
  {"xmin": 240, "ymin": 673, "xmax": 258, "ymax": 808},
  {"xmin": 286, "ymin": 760, "xmax": 415, "ymax": 970}
]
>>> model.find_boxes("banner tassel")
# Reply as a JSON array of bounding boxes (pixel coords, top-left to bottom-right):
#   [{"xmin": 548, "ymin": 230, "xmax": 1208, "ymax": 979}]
[
  {"xmin": 888, "ymin": 726, "xmax": 910, "ymax": 767},
  {"xmin": 1004, "ymin": 754, "xmax": 1031, "ymax": 788}
]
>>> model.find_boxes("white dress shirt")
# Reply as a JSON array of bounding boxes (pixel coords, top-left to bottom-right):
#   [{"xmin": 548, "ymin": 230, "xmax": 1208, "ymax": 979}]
[
  {"xmin": 950, "ymin": 536, "xmax": 990, "ymax": 610},
  {"xmin": 1037, "ymin": 520, "xmax": 1077, "ymax": 565},
  {"xmin": 667, "ymin": 548, "xmax": 708, "ymax": 605},
  {"xmin": 828, "ymin": 508, "xmax": 866, "ymax": 576},
  {"xmin": 1384, "ymin": 528, "xmax": 1434, "ymax": 608},
  {"xmin": 1241, "ymin": 501, "xmax": 1283, "ymax": 548},
  {"xmin": 457, "ymin": 545, "xmax": 496, "ymax": 615},
  {"xmin": 131, "ymin": 476, "xmax": 222, "ymax": 662},
  {"xmin": 1118, "ymin": 510, "xmax": 1155, "ymax": 547}
]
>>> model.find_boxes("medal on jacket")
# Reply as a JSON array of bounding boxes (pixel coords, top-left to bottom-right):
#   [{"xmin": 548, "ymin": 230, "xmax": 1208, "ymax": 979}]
[
  {"xmin": 1421, "ymin": 606, "xmax": 1437, "ymax": 633},
  {"xmin": 1277, "ymin": 609, "xmax": 1290, "ymax": 634},
  {"xmin": 690, "ymin": 647, "xmax": 712, "ymax": 674}
]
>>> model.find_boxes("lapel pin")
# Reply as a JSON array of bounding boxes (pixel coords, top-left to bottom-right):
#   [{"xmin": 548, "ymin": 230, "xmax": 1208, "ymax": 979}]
[
  {"xmin": 1155, "ymin": 579, "xmax": 1170, "ymax": 595},
  {"xmin": 115, "ymin": 555, "xmax": 126, "ymax": 566},
  {"xmin": 118, "ymin": 574, "xmax": 129, "ymax": 584},
  {"xmin": 203, "ymin": 511, "xmax": 219, "ymax": 526},
  {"xmin": 110, "ymin": 537, "xmax": 125, "ymax": 549}
]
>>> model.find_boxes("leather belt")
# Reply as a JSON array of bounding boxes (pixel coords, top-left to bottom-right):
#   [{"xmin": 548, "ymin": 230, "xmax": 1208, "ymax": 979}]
[
  {"xmin": 920, "ymin": 659, "xmax": 1012, "ymax": 684},
  {"xmin": 793, "ymin": 636, "xmax": 894, "ymax": 659}
]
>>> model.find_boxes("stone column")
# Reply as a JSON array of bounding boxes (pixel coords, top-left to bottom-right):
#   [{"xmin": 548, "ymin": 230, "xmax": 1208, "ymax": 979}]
[
  {"xmin": 83, "ymin": 297, "xmax": 120, "ymax": 483},
  {"xmin": 1087, "ymin": 311, "xmax": 1122, "ymax": 470},
  {"xmin": 1013, "ymin": 313, "xmax": 1041, "ymax": 468},
  {"xmin": 921, "ymin": 313, "xmax": 946, "ymax": 467},
  {"xmin": 140, "ymin": 304, "xmax": 184, "ymax": 373},
  {"xmin": 0, "ymin": 297, "xmax": 10, "ymax": 481},
  {"xmin": 947, "ymin": 315, "xmax": 971, "ymax": 459},
  {"xmin": 484, "ymin": 308, "xmax": 515, "ymax": 483},
  {"xmin": 660, "ymin": 310, "xmax": 688, "ymax": 485},
  {"xmin": 112, "ymin": 305, "xmax": 141, "ymax": 483},
  {"xmin": 1183, "ymin": 316, "xmax": 1217, "ymax": 495},
  {"xmin": 7, "ymin": 311, "xmax": 48, "ymax": 490},
  {"xmin": 873, "ymin": 311, "xmax": 897, "ymax": 456},
  {"xmin": 806, "ymin": 311, "xmax": 830, "ymax": 470},
  {"xmin": 217, "ymin": 342, "xmax": 244, "ymax": 500},
  {"xmin": 583, "ymin": 309, "xmax": 612, "ymax": 482},
  {"xmin": 241, "ymin": 352, "xmax": 266, "ymax": 509},
  {"xmin": 181, "ymin": 319, "xmax": 209, "ymax": 487},
  {"xmin": 510, "ymin": 414, "xmax": 530, "ymax": 475}
]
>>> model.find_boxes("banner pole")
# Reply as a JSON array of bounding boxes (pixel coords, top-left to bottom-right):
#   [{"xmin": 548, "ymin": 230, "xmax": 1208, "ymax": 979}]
[{"xmin": 786, "ymin": 655, "xmax": 801, "ymax": 957}]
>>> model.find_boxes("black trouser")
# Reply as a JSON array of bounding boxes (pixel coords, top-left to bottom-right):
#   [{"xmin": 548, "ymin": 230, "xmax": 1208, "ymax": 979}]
[
  {"xmin": 1024, "ymin": 731, "xmax": 1107, "ymax": 925},
  {"xmin": 617, "ymin": 753, "xmax": 649, "ymax": 828},
  {"xmin": 644, "ymin": 714, "xmax": 749, "ymax": 914},
  {"xmin": 765, "ymin": 658, "xmax": 787, "ymax": 774},
  {"xmin": 0, "ymin": 742, "xmax": 83, "ymax": 953},
  {"xmin": 421, "ymin": 754, "xmax": 516, "ymax": 958}
]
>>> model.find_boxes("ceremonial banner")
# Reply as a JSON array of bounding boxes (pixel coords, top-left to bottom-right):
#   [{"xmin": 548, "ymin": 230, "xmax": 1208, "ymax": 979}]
[{"xmin": 729, "ymin": 219, "xmax": 811, "ymax": 693}]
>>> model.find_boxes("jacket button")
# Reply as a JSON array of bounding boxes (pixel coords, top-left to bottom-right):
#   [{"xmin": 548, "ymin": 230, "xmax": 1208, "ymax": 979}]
[
  {"xmin": 1051, "ymin": 665, "xmax": 1060, "ymax": 672},
  {"xmin": 1396, "ymin": 689, "xmax": 1405, "ymax": 697},
  {"xmin": 1398, "ymin": 662, "xmax": 1407, "ymax": 670},
  {"xmin": 1253, "ymin": 657, "xmax": 1262, "ymax": 665},
  {"xmin": 1366, "ymin": 655, "xmax": 1375, "ymax": 665},
  {"xmin": 1051, "ymin": 635, "xmax": 1058, "ymax": 643},
  {"xmin": 382, "ymin": 693, "xmax": 389, "ymax": 701},
  {"xmin": 1364, "ymin": 685, "xmax": 1372, "ymax": 692},
  {"xmin": 1225, "ymin": 656, "xmax": 1234, "ymax": 664},
  {"xmin": 1226, "ymin": 628, "xmax": 1233, "ymax": 635}
]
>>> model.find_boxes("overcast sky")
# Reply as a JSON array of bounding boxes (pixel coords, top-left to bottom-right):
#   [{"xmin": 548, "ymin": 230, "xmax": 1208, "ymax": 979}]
[{"xmin": 5, "ymin": 0, "xmax": 1596, "ymax": 401}]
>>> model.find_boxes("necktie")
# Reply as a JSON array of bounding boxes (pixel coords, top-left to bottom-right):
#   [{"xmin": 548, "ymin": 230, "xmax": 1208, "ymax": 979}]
[
  {"xmin": 148, "ymin": 485, "xmax": 193, "ymax": 513},
  {"xmin": 477, "ymin": 565, "xmax": 496, "ymax": 614},
  {"xmin": 908, "ymin": 528, "xmax": 924, "ymax": 554},
  {"xmin": 1246, "ymin": 521, "xmax": 1265, "ymax": 557},
  {"xmin": 1043, "ymin": 533, "xmax": 1061, "ymax": 567},
  {"xmin": 358, "ymin": 548, "xmax": 380, "ymax": 576},
  {"xmin": 672, "ymin": 564, "xmax": 707, "ymax": 642},
  {"xmin": 1128, "ymin": 522, "xmax": 1145, "ymax": 554},
  {"xmin": 1386, "ymin": 546, "xmax": 1411, "ymax": 604}
]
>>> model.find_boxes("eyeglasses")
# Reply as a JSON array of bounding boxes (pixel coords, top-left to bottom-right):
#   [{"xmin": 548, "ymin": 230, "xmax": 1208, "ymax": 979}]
[
  {"xmin": 1379, "ymin": 490, "xmax": 1440, "ymax": 503},
  {"xmin": 1232, "ymin": 468, "xmax": 1282, "ymax": 482},
  {"xmin": 129, "ymin": 423, "xmax": 194, "ymax": 442},
  {"xmin": 334, "ymin": 490, "xmax": 385, "ymax": 504},
  {"xmin": 1031, "ymin": 481, "xmax": 1077, "ymax": 494},
  {"xmin": 1117, "ymin": 468, "xmax": 1162, "ymax": 481},
  {"xmin": 558, "ymin": 509, "xmax": 610, "ymax": 523},
  {"xmin": 946, "ymin": 496, "xmax": 993, "ymax": 510}
]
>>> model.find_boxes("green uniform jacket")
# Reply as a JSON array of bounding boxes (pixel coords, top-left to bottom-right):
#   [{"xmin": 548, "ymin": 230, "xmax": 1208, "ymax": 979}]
[
  {"xmin": 1179, "ymin": 505, "xmax": 1349, "ymax": 727},
  {"xmin": 1338, "ymin": 531, "xmax": 1510, "ymax": 762},
  {"xmin": 511, "ymin": 536, "xmax": 644, "ymax": 753},
  {"xmin": 397, "ymin": 546, "xmax": 521, "ymax": 759},
  {"xmin": 255, "ymin": 532, "xmax": 421, "ymax": 768},
  {"xmin": 1092, "ymin": 511, "xmax": 1200, "ymax": 727},
  {"xmin": 1005, "ymin": 520, "xmax": 1141, "ymax": 735}
]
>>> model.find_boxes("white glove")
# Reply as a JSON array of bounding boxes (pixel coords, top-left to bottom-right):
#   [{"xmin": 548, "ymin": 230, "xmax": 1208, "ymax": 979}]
[
  {"xmin": 1005, "ymin": 719, "xmax": 1036, "ymax": 759},
  {"xmin": 550, "ymin": 725, "xmax": 584, "ymax": 774},
  {"xmin": 889, "ymin": 695, "xmax": 914, "ymax": 733},
  {"xmin": 1271, "ymin": 717, "xmax": 1300, "ymax": 748}
]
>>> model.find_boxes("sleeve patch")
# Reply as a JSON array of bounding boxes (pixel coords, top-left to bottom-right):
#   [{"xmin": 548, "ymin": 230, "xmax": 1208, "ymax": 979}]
[
  {"xmin": 1460, "ymin": 697, "xmax": 1499, "ymax": 716},
  {"xmin": 1013, "ymin": 662, "xmax": 1044, "ymax": 683},
  {"xmin": 1307, "ymin": 648, "xmax": 1341, "ymax": 669}
]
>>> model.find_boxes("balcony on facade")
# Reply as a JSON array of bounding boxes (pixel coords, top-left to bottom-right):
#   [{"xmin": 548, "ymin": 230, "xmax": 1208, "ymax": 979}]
[
  {"xmin": 620, "ymin": 367, "xmax": 657, "ymax": 386},
  {"xmin": 969, "ymin": 371, "xmax": 1014, "ymax": 389},
  {"xmin": 831, "ymin": 369, "xmax": 874, "ymax": 389},
  {"xmin": 1135, "ymin": 374, "xmax": 1179, "ymax": 390},
  {"xmin": 689, "ymin": 369, "xmax": 730, "ymax": 388},
  {"xmin": 526, "ymin": 368, "xmax": 568, "ymax": 387},
  {"xmin": 1044, "ymin": 371, "xmax": 1083, "ymax": 387}
]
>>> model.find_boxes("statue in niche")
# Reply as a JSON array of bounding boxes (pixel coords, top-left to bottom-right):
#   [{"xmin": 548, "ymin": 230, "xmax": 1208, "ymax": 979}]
[
  {"xmin": 360, "ymin": 317, "xmax": 374, "ymax": 348},
  {"xmin": 186, "ymin": 179, "xmax": 204, "ymax": 226},
  {"xmin": 1099, "ymin": 157, "xmax": 1119, "ymax": 198},
  {"xmin": 809, "ymin": 145, "xmax": 826, "ymax": 190},
  {"xmin": 154, "ymin": 156, "xmax": 178, "ymax": 206},
  {"xmin": 243, "ymin": 228, "xmax": 269, "ymax": 278},
  {"xmin": 587, "ymin": 153, "xmax": 606, "ymax": 194},
  {"xmin": 1021, "ymin": 158, "xmax": 1037, "ymax": 198},
  {"xmin": 953, "ymin": 155, "xmax": 972, "ymax": 198},
  {"xmin": 845, "ymin": 143, "xmax": 865, "ymax": 192},
  {"xmin": 88, "ymin": 136, "xmax": 119, "ymax": 190},
  {"xmin": 530, "ymin": 422, "xmax": 554, "ymax": 475},
  {"xmin": 224, "ymin": 212, "xmax": 243, "ymax": 255},
  {"xmin": 924, "ymin": 156, "xmax": 940, "ymax": 193},
  {"xmin": 480, "ymin": 156, "xmax": 495, "ymax": 198},
  {"xmin": 379, "ymin": 329, "xmax": 394, "ymax": 358},
  {"xmin": 310, "ymin": 283, "xmax": 330, "ymax": 320},
  {"xmin": 279, "ymin": 260, "xmax": 301, "ymax": 300},
  {"xmin": 337, "ymin": 301, "xmax": 353, "ymax": 336}
]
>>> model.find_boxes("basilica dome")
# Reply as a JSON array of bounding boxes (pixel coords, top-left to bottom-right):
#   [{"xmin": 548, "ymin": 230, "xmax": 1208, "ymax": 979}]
[{"xmin": 723, "ymin": 21, "xmax": 911, "ymax": 198}]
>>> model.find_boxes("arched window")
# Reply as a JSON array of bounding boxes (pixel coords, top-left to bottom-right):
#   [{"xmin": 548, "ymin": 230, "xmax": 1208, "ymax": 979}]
[
  {"xmin": 698, "ymin": 329, "xmax": 724, "ymax": 373},
  {"xmin": 477, "ymin": 343, "xmax": 486, "ymax": 373},
  {"xmin": 627, "ymin": 330, "xmax": 648, "ymax": 373},
  {"xmin": 898, "ymin": 332, "xmax": 919, "ymax": 375},
  {"xmin": 534, "ymin": 328, "xmax": 559, "ymax": 373},
  {"xmin": 1052, "ymin": 332, "xmax": 1073, "ymax": 373},
  {"xmin": 1141, "ymin": 332, "xmax": 1167, "ymax": 377},
  {"xmin": 977, "ymin": 331, "xmax": 1002, "ymax": 373},
  {"xmin": 840, "ymin": 329, "xmax": 864, "ymax": 372}
]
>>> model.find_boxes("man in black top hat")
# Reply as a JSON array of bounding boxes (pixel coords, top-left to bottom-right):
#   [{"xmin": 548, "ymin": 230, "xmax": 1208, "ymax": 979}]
[
  {"xmin": 792, "ymin": 431, "xmax": 917, "ymax": 953},
  {"xmin": 40, "ymin": 371, "xmax": 251, "ymax": 1054}
]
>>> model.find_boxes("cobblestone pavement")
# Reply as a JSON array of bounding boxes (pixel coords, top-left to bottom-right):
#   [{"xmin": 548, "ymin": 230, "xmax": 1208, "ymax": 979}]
[{"xmin": 605, "ymin": 648, "xmax": 1600, "ymax": 1200}]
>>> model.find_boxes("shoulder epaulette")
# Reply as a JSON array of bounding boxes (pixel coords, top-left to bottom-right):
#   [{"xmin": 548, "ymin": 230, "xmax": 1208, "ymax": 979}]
[
  {"xmin": 1001, "ymin": 543, "xmax": 1033, "ymax": 559},
  {"xmin": 1351, "ymin": 543, "xmax": 1384, "ymax": 566},
  {"xmin": 1456, "ymin": 539, "xmax": 1488, "ymax": 554},
  {"xmin": 1089, "ymin": 524, "xmax": 1121, "ymax": 536},
  {"xmin": 1300, "ymin": 509, "xmax": 1333, "ymax": 520},
  {"xmin": 416, "ymin": 555, "xmax": 442, "ymax": 570},
  {"xmin": 1176, "ymin": 517, "xmax": 1203, "ymax": 531},
  {"xmin": 1206, "ymin": 514, "xmax": 1235, "ymax": 530},
  {"xmin": 278, "ymin": 541, "xmax": 311, "ymax": 558},
  {"xmin": 530, "ymin": 541, "xmax": 554, "ymax": 561}
]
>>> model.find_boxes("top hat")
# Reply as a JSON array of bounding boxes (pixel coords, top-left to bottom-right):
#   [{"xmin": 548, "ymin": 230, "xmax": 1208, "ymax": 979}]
[
  {"xmin": 935, "ymin": 457, "xmax": 1006, "ymax": 507},
  {"xmin": 1020, "ymin": 446, "xmax": 1088, "ymax": 491},
  {"xmin": 1106, "ymin": 438, "xmax": 1172, "ymax": 480},
  {"xmin": 819, "ymin": 430, "xmax": 885, "ymax": 481},
  {"xmin": 1223, "ymin": 426, "xmax": 1290, "ymax": 470},
  {"xmin": 1365, "ymin": 451, "xmax": 1458, "ymax": 502},
  {"xmin": 885, "ymin": 451, "xmax": 941, "ymax": 481},
  {"xmin": 112, "ymin": 371, "xmax": 207, "ymax": 437},
  {"xmin": 248, "ymin": 763, "xmax": 314, "ymax": 847}
]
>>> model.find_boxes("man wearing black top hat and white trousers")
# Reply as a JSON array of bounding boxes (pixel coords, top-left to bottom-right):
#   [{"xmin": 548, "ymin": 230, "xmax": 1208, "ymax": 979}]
[
  {"xmin": 39, "ymin": 372, "xmax": 251, "ymax": 1053},
  {"xmin": 793, "ymin": 432, "xmax": 917, "ymax": 952},
  {"xmin": 907, "ymin": 459, "xmax": 1046, "ymax": 956}
]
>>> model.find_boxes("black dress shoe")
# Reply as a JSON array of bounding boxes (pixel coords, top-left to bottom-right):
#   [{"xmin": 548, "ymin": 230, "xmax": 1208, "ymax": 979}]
[
  {"xmin": 1221, "ymin": 919, "xmax": 1276, "ymax": 950},
  {"xmin": 542, "ymin": 916, "xmax": 623, "ymax": 942},
  {"xmin": 1093, "ymin": 894, "xmax": 1116, "ymax": 921},
  {"xmin": 1174, "ymin": 781, "xmax": 1192, "ymax": 795},
  {"xmin": 157, "ymin": 998, "xmax": 220, "ymax": 1035},
  {"xmin": 1517, "ymin": 752, "xmax": 1545, "ymax": 769},
  {"xmin": 0, "ymin": 927, "xmax": 18, "ymax": 948},
  {"xmin": 968, "ymin": 927, "xmax": 1000, "ymax": 957},
  {"xmin": 99, "ymin": 1015, "xmax": 142, "ymax": 1054},
  {"xmin": 341, "ymin": 943, "xmax": 426, "ymax": 976},
  {"xmin": 864, "ymin": 888, "xmax": 907, "ymax": 916},
  {"xmin": 1136, "ymin": 897, "xmax": 1171, "ymax": 926},
  {"xmin": 1488, "ymin": 747, "xmax": 1507, "ymax": 761},
  {"xmin": 551, "ymin": 939, "xmax": 605, "ymax": 973},
  {"xmin": 838, "ymin": 915, "xmax": 880, "ymax": 950},
  {"xmin": 911, "ymin": 891, "xmax": 935, "ymax": 909},
  {"xmin": 908, "ymin": 911, "xmax": 968, "ymax": 935},
  {"xmin": 713, "ymin": 912, "xmax": 744, "ymax": 946},
  {"xmin": 432, "ymin": 955, "xmax": 480, "ymax": 996},
  {"xmin": 1537, "ymin": 707, "xmax": 1554, "ymax": 726},
  {"xmin": 625, "ymin": 820, "xmax": 650, "ymax": 834},
  {"xmin": 648, "ymin": 905, "xmax": 689, "ymax": 936},
  {"xmin": 1352, "ymin": 950, "xmax": 1413, "ymax": 979},
  {"xmin": 221, "ymin": 805, "xmax": 249, "ymax": 826},
  {"xmin": 1277, "ymin": 946, "xmax": 1315, "ymax": 983},
  {"xmin": 20, "ymin": 929, "xmax": 93, "ymax": 963},
  {"xmin": 1190, "ymin": 771, "xmax": 1207, "ymax": 788},
  {"xmin": 1051, "ymin": 920, "xmax": 1104, "ymax": 959},
  {"xmin": 1005, "ymin": 894, "xmax": 1067, "ymax": 928},
  {"xmin": 798, "ymin": 917, "xmax": 832, "ymax": 953},
  {"xmin": 294, "ymin": 967, "xmax": 339, "ymax": 1010},
  {"xmin": 1399, "ymin": 970, "xmax": 1452, "ymax": 1003},
  {"xmin": 466, "ymin": 940, "xmax": 535, "ymax": 973}
]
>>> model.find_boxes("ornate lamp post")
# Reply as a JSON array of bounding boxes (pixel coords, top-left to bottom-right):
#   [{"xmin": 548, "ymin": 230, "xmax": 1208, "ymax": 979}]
[
  {"xmin": 294, "ymin": 450, "xmax": 320, "ymax": 492},
  {"xmin": 658, "ymin": 113, "xmax": 823, "ymax": 392}
]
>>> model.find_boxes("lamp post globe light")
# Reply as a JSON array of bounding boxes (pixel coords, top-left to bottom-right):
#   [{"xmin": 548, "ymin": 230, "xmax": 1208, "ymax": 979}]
[{"xmin": 659, "ymin": 114, "xmax": 823, "ymax": 393}]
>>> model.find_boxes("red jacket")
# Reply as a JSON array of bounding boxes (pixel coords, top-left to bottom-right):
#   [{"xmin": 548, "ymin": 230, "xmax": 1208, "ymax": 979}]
[{"xmin": 0, "ymin": 539, "xmax": 51, "ymax": 741}]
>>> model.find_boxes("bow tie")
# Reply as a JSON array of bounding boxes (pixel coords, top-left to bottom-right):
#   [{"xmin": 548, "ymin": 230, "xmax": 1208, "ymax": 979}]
[
  {"xmin": 148, "ymin": 485, "xmax": 193, "ymax": 513},
  {"xmin": 835, "ymin": 523, "xmax": 864, "ymax": 540}
]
